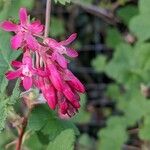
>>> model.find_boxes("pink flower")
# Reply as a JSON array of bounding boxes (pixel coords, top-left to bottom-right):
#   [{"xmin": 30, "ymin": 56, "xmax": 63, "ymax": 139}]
[
  {"xmin": 44, "ymin": 33, "xmax": 78, "ymax": 68},
  {"xmin": 1, "ymin": 7, "xmax": 85, "ymax": 117},
  {"xmin": 5, "ymin": 52, "xmax": 35, "ymax": 90},
  {"xmin": 1, "ymin": 8, "xmax": 43, "ymax": 50},
  {"xmin": 38, "ymin": 77, "xmax": 57, "ymax": 110}
]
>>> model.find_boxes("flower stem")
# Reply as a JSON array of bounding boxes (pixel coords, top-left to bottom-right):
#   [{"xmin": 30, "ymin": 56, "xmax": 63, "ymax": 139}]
[
  {"xmin": 15, "ymin": 109, "xmax": 31, "ymax": 150},
  {"xmin": 44, "ymin": 0, "xmax": 51, "ymax": 38}
]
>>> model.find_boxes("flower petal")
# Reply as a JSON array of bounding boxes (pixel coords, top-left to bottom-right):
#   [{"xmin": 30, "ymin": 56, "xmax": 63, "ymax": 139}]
[
  {"xmin": 23, "ymin": 76, "xmax": 32, "ymax": 90},
  {"xmin": 11, "ymin": 60, "xmax": 22, "ymax": 68},
  {"xmin": 66, "ymin": 48, "xmax": 78, "ymax": 58},
  {"xmin": 59, "ymin": 33, "xmax": 77, "ymax": 46},
  {"xmin": 43, "ymin": 84, "xmax": 57, "ymax": 110},
  {"xmin": 56, "ymin": 53, "xmax": 68, "ymax": 68},
  {"xmin": 19, "ymin": 7, "xmax": 28, "ymax": 25},
  {"xmin": 22, "ymin": 52, "xmax": 32, "ymax": 67},
  {"xmin": 65, "ymin": 70, "xmax": 85, "ymax": 93},
  {"xmin": 63, "ymin": 83, "xmax": 80, "ymax": 108},
  {"xmin": 11, "ymin": 33, "xmax": 23, "ymax": 50},
  {"xmin": 25, "ymin": 34, "xmax": 39, "ymax": 50},
  {"xmin": 48, "ymin": 63, "xmax": 63, "ymax": 91},
  {"xmin": 0, "ymin": 21, "xmax": 18, "ymax": 32},
  {"xmin": 30, "ymin": 20, "xmax": 44, "ymax": 34},
  {"xmin": 5, "ymin": 69, "xmax": 22, "ymax": 80}
]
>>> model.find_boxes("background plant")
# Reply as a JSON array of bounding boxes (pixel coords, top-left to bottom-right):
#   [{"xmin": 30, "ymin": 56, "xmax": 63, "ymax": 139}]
[{"xmin": 1, "ymin": 0, "xmax": 150, "ymax": 150}]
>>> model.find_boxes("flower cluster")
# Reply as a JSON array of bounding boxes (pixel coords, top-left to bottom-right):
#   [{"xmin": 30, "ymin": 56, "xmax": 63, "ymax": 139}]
[{"xmin": 1, "ymin": 8, "xmax": 85, "ymax": 117}]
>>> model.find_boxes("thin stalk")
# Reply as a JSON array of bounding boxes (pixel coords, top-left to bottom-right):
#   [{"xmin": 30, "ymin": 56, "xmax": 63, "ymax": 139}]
[{"xmin": 44, "ymin": 0, "xmax": 51, "ymax": 38}]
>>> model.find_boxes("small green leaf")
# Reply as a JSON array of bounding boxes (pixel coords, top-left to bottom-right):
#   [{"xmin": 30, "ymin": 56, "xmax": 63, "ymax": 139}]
[
  {"xmin": 0, "ymin": 100, "xmax": 8, "ymax": 131},
  {"xmin": 9, "ymin": 79, "xmax": 21, "ymax": 105},
  {"xmin": 139, "ymin": 115, "xmax": 150, "ymax": 140},
  {"xmin": 106, "ymin": 28, "xmax": 123, "ymax": 49},
  {"xmin": 51, "ymin": 17, "xmax": 65, "ymax": 37},
  {"xmin": 117, "ymin": 5, "xmax": 138, "ymax": 25},
  {"xmin": 98, "ymin": 117, "xmax": 128, "ymax": 150},
  {"xmin": 129, "ymin": 14, "xmax": 150, "ymax": 42},
  {"xmin": 46, "ymin": 129, "xmax": 75, "ymax": 150},
  {"xmin": 54, "ymin": 0, "xmax": 71, "ymax": 5},
  {"xmin": 139, "ymin": 0, "xmax": 150, "ymax": 14},
  {"xmin": 92, "ymin": 55, "xmax": 107, "ymax": 73}
]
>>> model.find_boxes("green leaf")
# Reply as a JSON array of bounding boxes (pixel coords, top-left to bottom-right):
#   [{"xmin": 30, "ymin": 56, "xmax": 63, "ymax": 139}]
[
  {"xmin": 98, "ymin": 117, "xmax": 128, "ymax": 150},
  {"xmin": 9, "ymin": 80, "xmax": 21, "ymax": 105},
  {"xmin": 0, "ymin": 100, "xmax": 8, "ymax": 131},
  {"xmin": 28, "ymin": 105, "xmax": 52, "ymax": 131},
  {"xmin": 28, "ymin": 104, "xmax": 79, "ymax": 140},
  {"xmin": 105, "ymin": 43, "xmax": 141, "ymax": 88},
  {"xmin": 20, "ymin": 0, "xmax": 35, "ymax": 10},
  {"xmin": 0, "ymin": 31, "xmax": 21, "ymax": 91},
  {"xmin": 51, "ymin": 17, "xmax": 65, "ymax": 37},
  {"xmin": 78, "ymin": 134, "xmax": 95, "ymax": 150},
  {"xmin": 54, "ymin": 0, "xmax": 71, "ymax": 5},
  {"xmin": 139, "ymin": 115, "xmax": 150, "ymax": 140},
  {"xmin": 92, "ymin": 55, "xmax": 107, "ymax": 73},
  {"xmin": 42, "ymin": 118, "xmax": 79, "ymax": 140},
  {"xmin": 46, "ymin": 129, "xmax": 75, "ymax": 150},
  {"xmin": 25, "ymin": 132, "xmax": 46, "ymax": 150},
  {"xmin": 129, "ymin": 14, "xmax": 150, "ymax": 42},
  {"xmin": 139, "ymin": 0, "xmax": 150, "ymax": 14},
  {"xmin": 0, "ymin": 76, "xmax": 8, "ymax": 93},
  {"xmin": 106, "ymin": 84, "xmax": 121, "ymax": 100},
  {"xmin": 106, "ymin": 28, "xmax": 123, "ymax": 49},
  {"xmin": 117, "ymin": 5, "xmax": 138, "ymax": 25}
]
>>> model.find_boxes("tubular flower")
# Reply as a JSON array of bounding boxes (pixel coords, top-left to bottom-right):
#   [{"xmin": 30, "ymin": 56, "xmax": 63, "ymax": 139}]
[
  {"xmin": 0, "ymin": 8, "xmax": 43, "ymax": 50},
  {"xmin": 5, "ymin": 52, "xmax": 35, "ymax": 90},
  {"xmin": 1, "ymin": 7, "xmax": 85, "ymax": 117}
]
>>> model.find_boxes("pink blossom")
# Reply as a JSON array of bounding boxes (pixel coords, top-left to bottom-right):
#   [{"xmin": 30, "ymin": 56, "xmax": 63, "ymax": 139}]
[
  {"xmin": 1, "ymin": 7, "xmax": 85, "ymax": 117},
  {"xmin": 44, "ymin": 33, "xmax": 78, "ymax": 68},
  {"xmin": 5, "ymin": 52, "xmax": 34, "ymax": 90},
  {"xmin": 1, "ymin": 8, "xmax": 43, "ymax": 50}
]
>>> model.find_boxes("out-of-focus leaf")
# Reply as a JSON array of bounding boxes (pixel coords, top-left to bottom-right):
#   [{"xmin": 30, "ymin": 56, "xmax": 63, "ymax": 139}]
[
  {"xmin": 106, "ymin": 84, "xmax": 121, "ymax": 100},
  {"xmin": 117, "ymin": 5, "xmax": 138, "ymax": 25},
  {"xmin": 139, "ymin": 115, "xmax": 150, "ymax": 140},
  {"xmin": 54, "ymin": 0, "xmax": 71, "ymax": 5},
  {"xmin": 20, "ymin": 0, "xmax": 35, "ymax": 10},
  {"xmin": 92, "ymin": 55, "xmax": 107, "ymax": 72},
  {"xmin": 106, "ymin": 28, "xmax": 123, "ymax": 49},
  {"xmin": 139, "ymin": 0, "xmax": 150, "ymax": 14},
  {"xmin": 78, "ymin": 134, "xmax": 95, "ymax": 150},
  {"xmin": 98, "ymin": 117, "xmax": 128, "ymax": 150},
  {"xmin": 105, "ymin": 43, "xmax": 141, "ymax": 88},
  {"xmin": 51, "ymin": 17, "xmax": 65, "ymax": 37},
  {"xmin": 129, "ymin": 14, "xmax": 150, "ymax": 42},
  {"xmin": 46, "ymin": 129, "xmax": 75, "ymax": 150}
]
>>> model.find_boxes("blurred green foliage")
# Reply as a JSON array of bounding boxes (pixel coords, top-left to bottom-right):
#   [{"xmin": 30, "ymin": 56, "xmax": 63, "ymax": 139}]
[{"xmin": 92, "ymin": 0, "xmax": 150, "ymax": 149}]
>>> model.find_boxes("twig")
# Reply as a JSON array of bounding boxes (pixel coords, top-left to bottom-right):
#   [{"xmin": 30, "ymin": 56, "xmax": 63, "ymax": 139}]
[
  {"xmin": 72, "ymin": 0, "xmax": 120, "ymax": 25},
  {"xmin": 44, "ymin": 0, "xmax": 51, "ymax": 38},
  {"xmin": 15, "ymin": 110, "xmax": 31, "ymax": 150}
]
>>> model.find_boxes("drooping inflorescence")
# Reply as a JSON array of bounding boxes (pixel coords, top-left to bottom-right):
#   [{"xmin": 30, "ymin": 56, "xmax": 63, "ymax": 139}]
[{"xmin": 0, "ymin": 8, "xmax": 85, "ymax": 117}]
